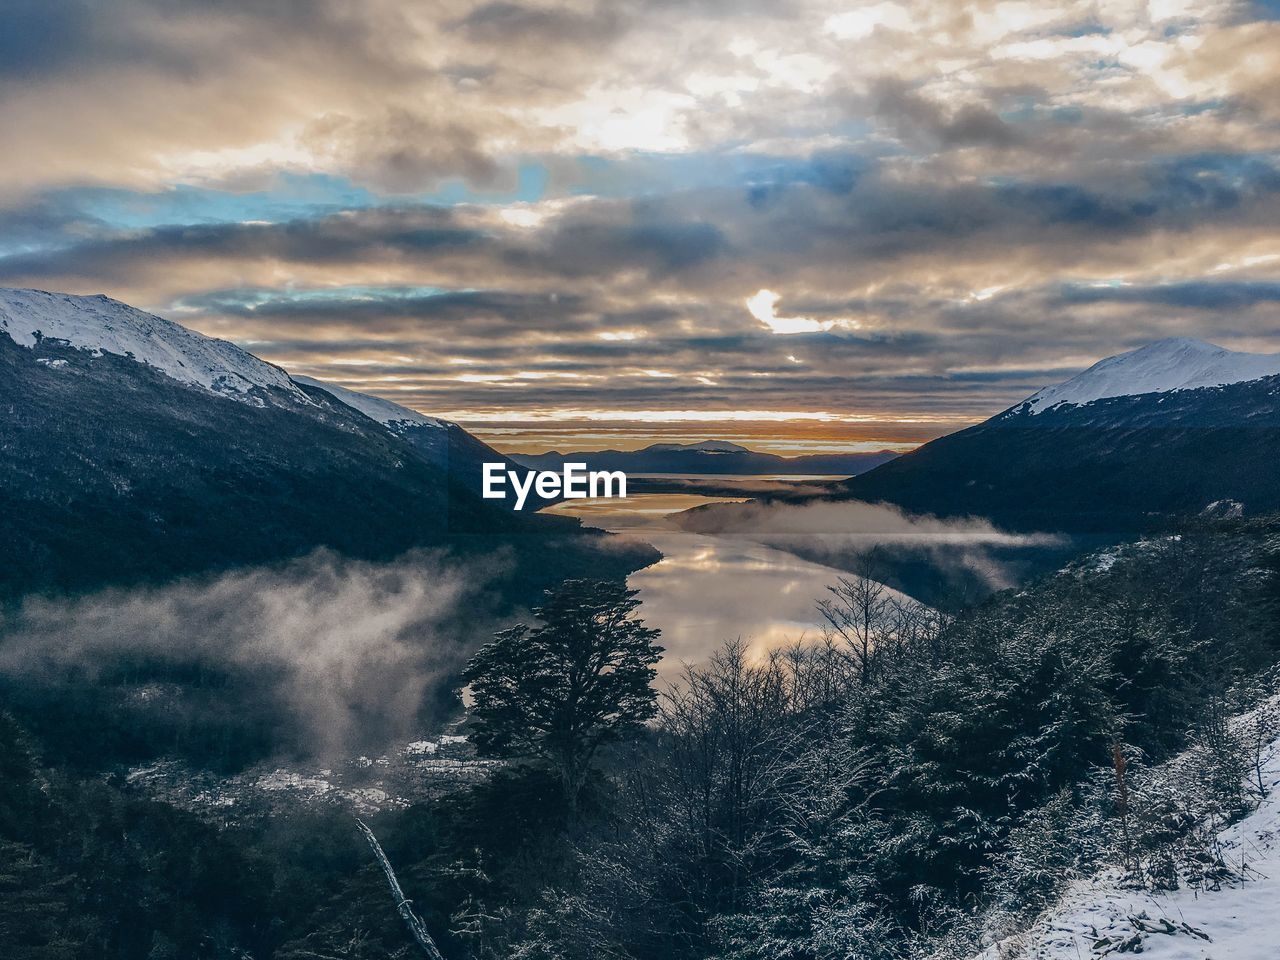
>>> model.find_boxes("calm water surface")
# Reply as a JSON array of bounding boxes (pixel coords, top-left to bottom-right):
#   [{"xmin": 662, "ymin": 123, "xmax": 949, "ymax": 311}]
[{"xmin": 545, "ymin": 488, "xmax": 860, "ymax": 675}]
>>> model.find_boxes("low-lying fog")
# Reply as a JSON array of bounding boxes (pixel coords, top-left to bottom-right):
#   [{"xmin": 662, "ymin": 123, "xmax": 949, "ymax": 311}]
[
  {"xmin": 0, "ymin": 486, "xmax": 1073, "ymax": 772},
  {"xmin": 546, "ymin": 488, "xmax": 1069, "ymax": 670},
  {"xmin": 0, "ymin": 549, "xmax": 510, "ymax": 762}
]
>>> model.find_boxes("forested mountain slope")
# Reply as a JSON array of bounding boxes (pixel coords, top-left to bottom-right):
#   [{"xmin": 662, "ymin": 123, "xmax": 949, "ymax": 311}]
[
  {"xmin": 973, "ymin": 695, "xmax": 1280, "ymax": 960},
  {"xmin": 2, "ymin": 517, "xmax": 1279, "ymax": 959},
  {"xmin": 840, "ymin": 339, "xmax": 1280, "ymax": 532},
  {"xmin": 0, "ymin": 289, "xmax": 650, "ymax": 599}
]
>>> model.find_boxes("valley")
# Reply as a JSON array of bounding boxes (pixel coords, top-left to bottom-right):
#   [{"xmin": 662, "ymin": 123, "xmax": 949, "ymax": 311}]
[
  {"xmin": 4, "ymin": 289, "xmax": 1280, "ymax": 960},
  {"xmin": 7, "ymin": 4, "xmax": 1280, "ymax": 955}
]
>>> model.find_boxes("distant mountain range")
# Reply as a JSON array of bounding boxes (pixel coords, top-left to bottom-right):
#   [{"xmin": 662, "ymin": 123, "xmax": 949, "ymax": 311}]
[
  {"xmin": 0, "ymin": 288, "xmax": 652, "ymax": 600},
  {"xmin": 835, "ymin": 337, "xmax": 1280, "ymax": 532},
  {"xmin": 511, "ymin": 439, "xmax": 898, "ymax": 476}
]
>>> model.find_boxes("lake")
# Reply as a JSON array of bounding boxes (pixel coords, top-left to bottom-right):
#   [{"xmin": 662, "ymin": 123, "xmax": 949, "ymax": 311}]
[
  {"xmin": 544, "ymin": 479, "xmax": 1090, "ymax": 675},
  {"xmin": 544, "ymin": 485, "xmax": 871, "ymax": 677}
]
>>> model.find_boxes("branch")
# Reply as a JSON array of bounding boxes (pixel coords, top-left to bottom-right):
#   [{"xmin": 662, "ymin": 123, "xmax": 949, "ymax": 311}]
[{"xmin": 355, "ymin": 818, "xmax": 447, "ymax": 960}]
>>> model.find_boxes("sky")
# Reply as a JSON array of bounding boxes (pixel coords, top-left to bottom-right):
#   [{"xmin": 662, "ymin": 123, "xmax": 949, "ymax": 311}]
[{"xmin": 2, "ymin": 0, "xmax": 1280, "ymax": 454}]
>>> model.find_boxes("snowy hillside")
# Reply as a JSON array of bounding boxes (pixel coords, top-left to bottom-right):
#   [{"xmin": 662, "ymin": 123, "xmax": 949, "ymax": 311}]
[
  {"xmin": 977, "ymin": 715, "xmax": 1280, "ymax": 960},
  {"xmin": 294, "ymin": 375, "xmax": 531, "ymax": 490},
  {"xmin": 0, "ymin": 287, "xmax": 309, "ymax": 403},
  {"xmin": 1017, "ymin": 338, "xmax": 1280, "ymax": 415},
  {"xmin": 293, "ymin": 375, "xmax": 449, "ymax": 432}
]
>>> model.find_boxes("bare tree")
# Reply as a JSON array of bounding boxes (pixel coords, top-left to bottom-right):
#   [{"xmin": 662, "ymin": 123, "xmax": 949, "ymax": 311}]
[
  {"xmin": 818, "ymin": 574, "xmax": 894, "ymax": 684},
  {"xmin": 660, "ymin": 639, "xmax": 792, "ymax": 910}
]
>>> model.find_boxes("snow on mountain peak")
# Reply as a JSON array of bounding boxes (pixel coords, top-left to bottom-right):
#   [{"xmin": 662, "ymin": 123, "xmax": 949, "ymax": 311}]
[
  {"xmin": 293, "ymin": 376, "xmax": 449, "ymax": 431},
  {"xmin": 0, "ymin": 287, "xmax": 307, "ymax": 402},
  {"xmin": 1018, "ymin": 337, "xmax": 1280, "ymax": 415}
]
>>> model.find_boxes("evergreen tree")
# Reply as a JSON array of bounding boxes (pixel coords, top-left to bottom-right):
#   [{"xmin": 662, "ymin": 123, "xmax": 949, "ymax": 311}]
[{"xmin": 463, "ymin": 579, "xmax": 663, "ymax": 811}]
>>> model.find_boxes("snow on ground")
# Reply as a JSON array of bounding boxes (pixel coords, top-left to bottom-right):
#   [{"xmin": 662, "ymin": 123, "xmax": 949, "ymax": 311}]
[
  {"xmin": 0, "ymin": 287, "xmax": 309, "ymax": 403},
  {"xmin": 256, "ymin": 770, "xmax": 336, "ymax": 796},
  {"xmin": 1059, "ymin": 536, "xmax": 1181, "ymax": 579},
  {"xmin": 1016, "ymin": 338, "xmax": 1280, "ymax": 415},
  {"xmin": 977, "ymin": 718, "xmax": 1280, "ymax": 959},
  {"xmin": 294, "ymin": 375, "xmax": 450, "ymax": 431},
  {"xmin": 125, "ymin": 732, "xmax": 496, "ymax": 820},
  {"xmin": 1087, "ymin": 550, "xmax": 1119, "ymax": 573}
]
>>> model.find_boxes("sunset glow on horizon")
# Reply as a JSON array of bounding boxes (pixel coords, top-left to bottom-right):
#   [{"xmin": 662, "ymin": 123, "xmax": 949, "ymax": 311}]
[{"xmin": 3, "ymin": 0, "xmax": 1280, "ymax": 453}]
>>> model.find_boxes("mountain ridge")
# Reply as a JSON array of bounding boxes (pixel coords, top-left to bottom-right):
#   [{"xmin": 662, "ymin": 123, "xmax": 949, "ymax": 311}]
[
  {"xmin": 295, "ymin": 374, "xmax": 543, "ymax": 508},
  {"xmin": 292, "ymin": 375, "xmax": 449, "ymax": 430},
  {"xmin": 0, "ymin": 288, "xmax": 310, "ymax": 404},
  {"xmin": 512, "ymin": 442, "xmax": 898, "ymax": 477},
  {"xmin": 0, "ymin": 288, "xmax": 653, "ymax": 599},
  {"xmin": 0, "ymin": 286, "xmax": 536, "ymax": 504},
  {"xmin": 831, "ymin": 337, "xmax": 1280, "ymax": 531}
]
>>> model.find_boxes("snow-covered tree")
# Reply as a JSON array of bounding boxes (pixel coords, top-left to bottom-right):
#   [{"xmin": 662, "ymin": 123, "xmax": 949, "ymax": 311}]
[{"xmin": 463, "ymin": 579, "xmax": 663, "ymax": 813}]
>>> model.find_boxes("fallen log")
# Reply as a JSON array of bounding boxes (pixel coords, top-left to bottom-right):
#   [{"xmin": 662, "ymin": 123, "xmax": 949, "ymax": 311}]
[{"xmin": 355, "ymin": 818, "xmax": 447, "ymax": 960}]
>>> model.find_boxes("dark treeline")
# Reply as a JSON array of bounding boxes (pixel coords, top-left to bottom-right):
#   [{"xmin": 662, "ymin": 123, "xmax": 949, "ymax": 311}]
[{"xmin": 2, "ymin": 517, "xmax": 1279, "ymax": 959}]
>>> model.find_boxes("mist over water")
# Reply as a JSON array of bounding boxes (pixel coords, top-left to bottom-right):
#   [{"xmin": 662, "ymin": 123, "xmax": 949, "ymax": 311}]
[
  {"xmin": 546, "ymin": 491, "xmax": 869, "ymax": 673},
  {"xmin": 548, "ymin": 486, "xmax": 1067, "ymax": 670},
  {"xmin": 676, "ymin": 495, "xmax": 1069, "ymax": 596},
  {"xmin": 0, "ymin": 489, "xmax": 1064, "ymax": 766}
]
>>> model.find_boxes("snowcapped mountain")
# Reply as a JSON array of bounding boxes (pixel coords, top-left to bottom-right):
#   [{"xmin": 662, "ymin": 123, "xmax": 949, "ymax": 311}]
[
  {"xmin": 0, "ymin": 288, "xmax": 309, "ymax": 404},
  {"xmin": 1018, "ymin": 337, "xmax": 1280, "ymax": 415},
  {"xmin": 0, "ymin": 288, "xmax": 471, "ymax": 444},
  {"xmin": 0, "ymin": 285, "xmax": 519, "ymax": 485},
  {"xmin": 838, "ymin": 337, "xmax": 1280, "ymax": 531},
  {"xmin": 0, "ymin": 288, "xmax": 650, "ymax": 599}
]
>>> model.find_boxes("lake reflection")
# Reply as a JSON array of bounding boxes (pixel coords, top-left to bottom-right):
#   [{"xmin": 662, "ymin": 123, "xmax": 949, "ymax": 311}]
[{"xmin": 545, "ymin": 490, "xmax": 867, "ymax": 675}]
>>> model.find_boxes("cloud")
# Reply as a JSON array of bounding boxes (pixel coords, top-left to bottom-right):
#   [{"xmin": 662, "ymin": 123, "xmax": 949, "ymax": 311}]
[
  {"xmin": 747, "ymin": 288, "xmax": 827, "ymax": 334},
  {"xmin": 452, "ymin": 2, "xmax": 623, "ymax": 45},
  {"xmin": 3, "ymin": 1, "xmax": 1280, "ymax": 444},
  {"xmin": 1058, "ymin": 280, "xmax": 1280, "ymax": 309},
  {"xmin": 825, "ymin": 3, "xmax": 913, "ymax": 40},
  {"xmin": 302, "ymin": 107, "xmax": 510, "ymax": 194},
  {"xmin": 873, "ymin": 80, "xmax": 1024, "ymax": 151},
  {"xmin": 0, "ymin": 549, "xmax": 511, "ymax": 760},
  {"xmin": 0, "ymin": 0, "xmax": 1269, "ymax": 198}
]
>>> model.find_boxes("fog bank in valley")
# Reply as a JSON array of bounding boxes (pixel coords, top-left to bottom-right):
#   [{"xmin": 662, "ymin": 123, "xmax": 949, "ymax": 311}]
[{"xmin": 0, "ymin": 548, "xmax": 511, "ymax": 762}]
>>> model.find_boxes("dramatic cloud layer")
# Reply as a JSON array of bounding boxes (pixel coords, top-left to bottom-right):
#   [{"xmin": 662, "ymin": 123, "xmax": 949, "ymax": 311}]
[{"xmin": 3, "ymin": 0, "xmax": 1279, "ymax": 451}]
